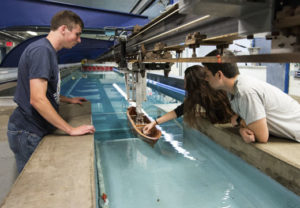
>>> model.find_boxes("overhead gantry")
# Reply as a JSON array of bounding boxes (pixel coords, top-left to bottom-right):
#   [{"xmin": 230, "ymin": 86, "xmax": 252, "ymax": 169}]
[{"xmin": 96, "ymin": 0, "xmax": 300, "ymax": 117}]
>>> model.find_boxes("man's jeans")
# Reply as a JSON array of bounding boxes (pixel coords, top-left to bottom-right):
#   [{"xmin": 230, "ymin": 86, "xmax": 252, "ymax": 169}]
[{"xmin": 7, "ymin": 122, "xmax": 42, "ymax": 173}]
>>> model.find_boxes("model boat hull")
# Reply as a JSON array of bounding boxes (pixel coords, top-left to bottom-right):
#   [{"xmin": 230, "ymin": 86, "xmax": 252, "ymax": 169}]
[{"xmin": 127, "ymin": 106, "xmax": 161, "ymax": 144}]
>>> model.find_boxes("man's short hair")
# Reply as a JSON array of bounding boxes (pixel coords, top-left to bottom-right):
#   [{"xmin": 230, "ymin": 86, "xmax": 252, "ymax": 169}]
[
  {"xmin": 203, "ymin": 49, "xmax": 239, "ymax": 78},
  {"xmin": 50, "ymin": 10, "xmax": 84, "ymax": 31}
]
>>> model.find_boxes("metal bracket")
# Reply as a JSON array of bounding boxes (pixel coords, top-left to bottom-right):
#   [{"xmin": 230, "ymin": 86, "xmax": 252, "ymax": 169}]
[
  {"xmin": 132, "ymin": 62, "xmax": 171, "ymax": 77},
  {"xmin": 185, "ymin": 32, "xmax": 207, "ymax": 57}
]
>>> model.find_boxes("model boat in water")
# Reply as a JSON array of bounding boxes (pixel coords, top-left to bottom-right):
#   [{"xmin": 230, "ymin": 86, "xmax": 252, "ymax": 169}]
[{"xmin": 127, "ymin": 106, "xmax": 162, "ymax": 144}]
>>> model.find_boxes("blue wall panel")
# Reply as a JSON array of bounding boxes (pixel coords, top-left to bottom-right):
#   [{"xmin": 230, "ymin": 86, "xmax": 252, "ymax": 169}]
[{"xmin": 254, "ymin": 38, "xmax": 287, "ymax": 92}]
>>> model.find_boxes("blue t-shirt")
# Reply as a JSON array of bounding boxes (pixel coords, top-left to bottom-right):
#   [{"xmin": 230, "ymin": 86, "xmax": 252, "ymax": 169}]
[{"xmin": 9, "ymin": 37, "xmax": 60, "ymax": 137}]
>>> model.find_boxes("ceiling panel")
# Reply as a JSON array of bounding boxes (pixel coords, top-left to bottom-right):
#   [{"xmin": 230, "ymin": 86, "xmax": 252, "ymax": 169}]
[{"xmin": 47, "ymin": 0, "xmax": 140, "ymax": 13}]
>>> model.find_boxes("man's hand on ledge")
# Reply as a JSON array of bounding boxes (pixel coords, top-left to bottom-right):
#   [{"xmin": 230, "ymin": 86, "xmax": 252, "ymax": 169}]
[
  {"xmin": 239, "ymin": 127, "xmax": 255, "ymax": 143},
  {"xmin": 68, "ymin": 97, "xmax": 87, "ymax": 105},
  {"xmin": 68, "ymin": 125, "xmax": 95, "ymax": 136},
  {"xmin": 60, "ymin": 95, "xmax": 88, "ymax": 105}
]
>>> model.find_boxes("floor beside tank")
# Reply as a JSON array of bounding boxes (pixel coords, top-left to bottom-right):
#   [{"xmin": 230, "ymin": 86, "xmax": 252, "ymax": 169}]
[{"xmin": 0, "ymin": 101, "xmax": 18, "ymax": 204}]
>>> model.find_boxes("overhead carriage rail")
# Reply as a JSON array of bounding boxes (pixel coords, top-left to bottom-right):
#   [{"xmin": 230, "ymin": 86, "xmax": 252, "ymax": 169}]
[{"xmin": 96, "ymin": 1, "xmax": 300, "ymax": 64}]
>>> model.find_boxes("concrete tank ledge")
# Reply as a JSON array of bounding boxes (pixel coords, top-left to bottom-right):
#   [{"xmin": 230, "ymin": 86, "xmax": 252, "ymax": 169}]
[{"xmin": 0, "ymin": 102, "xmax": 95, "ymax": 208}]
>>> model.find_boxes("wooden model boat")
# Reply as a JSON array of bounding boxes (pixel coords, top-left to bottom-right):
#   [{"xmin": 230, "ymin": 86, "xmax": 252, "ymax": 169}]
[{"xmin": 127, "ymin": 106, "xmax": 162, "ymax": 144}]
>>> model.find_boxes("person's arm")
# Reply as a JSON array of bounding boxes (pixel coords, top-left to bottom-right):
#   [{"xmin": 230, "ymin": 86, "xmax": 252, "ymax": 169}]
[
  {"xmin": 231, "ymin": 114, "xmax": 240, "ymax": 127},
  {"xmin": 30, "ymin": 78, "xmax": 95, "ymax": 136},
  {"xmin": 232, "ymin": 114, "xmax": 268, "ymax": 143},
  {"xmin": 60, "ymin": 95, "xmax": 87, "ymax": 105},
  {"xmin": 143, "ymin": 110, "xmax": 178, "ymax": 135},
  {"xmin": 231, "ymin": 114, "xmax": 254, "ymax": 143},
  {"xmin": 245, "ymin": 118, "xmax": 269, "ymax": 143},
  {"xmin": 234, "ymin": 91, "xmax": 269, "ymax": 143},
  {"xmin": 239, "ymin": 128, "xmax": 255, "ymax": 143}
]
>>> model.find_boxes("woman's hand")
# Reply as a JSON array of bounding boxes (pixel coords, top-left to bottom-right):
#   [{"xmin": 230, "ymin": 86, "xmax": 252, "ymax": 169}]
[
  {"xmin": 231, "ymin": 114, "xmax": 239, "ymax": 127},
  {"xmin": 143, "ymin": 121, "xmax": 156, "ymax": 135}
]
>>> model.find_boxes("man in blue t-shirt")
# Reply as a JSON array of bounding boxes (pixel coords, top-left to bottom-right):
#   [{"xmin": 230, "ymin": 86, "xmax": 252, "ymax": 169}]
[{"xmin": 7, "ymin": 10, "xmax": 95, "ymax": 173}]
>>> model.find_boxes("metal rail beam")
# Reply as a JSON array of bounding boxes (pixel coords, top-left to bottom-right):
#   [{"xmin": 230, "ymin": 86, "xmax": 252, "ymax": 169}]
[
  {"xmin": 128, "ymin": 53, "xmax": 300, "ymax": 63},
  {"xmin": 96, "ymin": 1, "xmax": 300, "ymax": 64},
  {"xmin": 96, "ymin": 3, "xmax": 242, "ymax": 62}
]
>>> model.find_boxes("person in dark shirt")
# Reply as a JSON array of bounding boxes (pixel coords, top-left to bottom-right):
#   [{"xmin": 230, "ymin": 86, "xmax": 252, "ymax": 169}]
[
  {"xmin": 143, "ymin": 65, "xmax": 233, "ymax": 134},
  {"xmin": 7, "ymin": 10, "xmax": 95, "ymax": 173}
]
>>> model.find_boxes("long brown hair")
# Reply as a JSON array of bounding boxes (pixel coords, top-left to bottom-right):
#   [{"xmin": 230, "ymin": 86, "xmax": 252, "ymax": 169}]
[{"xmin": 183, "ymin": 65, "xmax": 234, "ymax": 126}]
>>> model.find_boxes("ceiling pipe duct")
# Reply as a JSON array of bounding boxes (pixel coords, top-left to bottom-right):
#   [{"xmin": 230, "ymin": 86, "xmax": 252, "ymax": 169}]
[{"xmin": 130, "ymin": 0, "xmax": 156, "ymax": 15}]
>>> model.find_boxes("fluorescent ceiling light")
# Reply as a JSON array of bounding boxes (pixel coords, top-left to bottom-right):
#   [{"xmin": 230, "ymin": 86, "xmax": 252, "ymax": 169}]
[{"xmin": 27, "ymin": 31, "xmax": 38, "ymax": 36}]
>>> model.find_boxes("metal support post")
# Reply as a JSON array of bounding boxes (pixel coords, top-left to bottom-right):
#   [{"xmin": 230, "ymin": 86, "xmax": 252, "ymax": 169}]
[{"xmin": 135, "ymin": 71, "xmax": 147, "ymax": 124}]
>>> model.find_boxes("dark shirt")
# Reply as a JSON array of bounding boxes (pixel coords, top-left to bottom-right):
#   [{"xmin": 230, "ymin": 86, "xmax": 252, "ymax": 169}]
[
  {"xmin": 174, "ymin": 103, "xmax": 184, "ymax": 118},
  {"xmin": 9, "ymin": 38, "xmax": 60, "ymax": 137}
]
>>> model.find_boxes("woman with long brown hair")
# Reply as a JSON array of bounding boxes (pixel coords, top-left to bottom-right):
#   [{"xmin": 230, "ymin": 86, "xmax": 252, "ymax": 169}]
[{"xmin": 143, "ymin": 65, "xmax": 234, "ymax": 134}]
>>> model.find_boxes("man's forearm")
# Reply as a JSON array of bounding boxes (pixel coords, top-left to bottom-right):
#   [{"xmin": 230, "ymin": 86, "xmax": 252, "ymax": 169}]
[
  {"xmin": 31, "ymin": 96, "xmax": 73, "ymax": 134},
  {"xmin": 247, "ymin": 118, "xmax": 269, "ymax": 143}
]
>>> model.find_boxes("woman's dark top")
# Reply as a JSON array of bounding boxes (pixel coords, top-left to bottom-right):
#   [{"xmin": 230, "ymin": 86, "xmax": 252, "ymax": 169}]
[{"xmin": 174, "ymin": 103, "xmax": 184, "ymax": 118}]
